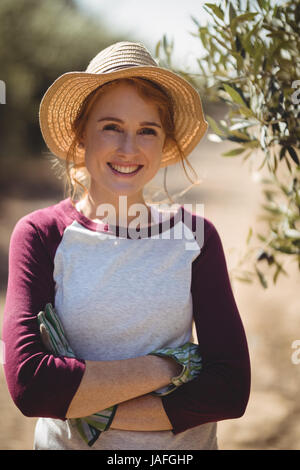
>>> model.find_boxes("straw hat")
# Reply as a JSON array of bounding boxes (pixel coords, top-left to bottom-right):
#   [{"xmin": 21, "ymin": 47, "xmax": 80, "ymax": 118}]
[{"xmin": 39, "ymin": 41, "xmax": 208, "ymax": 168}]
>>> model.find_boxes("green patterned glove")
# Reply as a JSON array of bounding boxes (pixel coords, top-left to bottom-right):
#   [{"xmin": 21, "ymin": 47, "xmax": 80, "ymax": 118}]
[
  {"xmin": 148, "ymin": 342, "xmax": 202, "ymax": 396},
  {"xmin": 38, "ymin": 304, "xmax": 76, "ymax": 358},
  {"xmin": 37, "ymin": 303, "xmax": 118, "ymax": 447}
]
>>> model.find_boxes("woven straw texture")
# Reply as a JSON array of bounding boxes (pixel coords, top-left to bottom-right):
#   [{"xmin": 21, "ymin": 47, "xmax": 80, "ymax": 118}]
[{"xmin": 39, "ymin": 42, "xmax": 208, "ymax": 168}]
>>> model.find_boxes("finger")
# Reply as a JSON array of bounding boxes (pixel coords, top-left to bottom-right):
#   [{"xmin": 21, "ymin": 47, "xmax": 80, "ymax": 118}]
[{"xmin": 39, "ymin": 323, "xmax": 53, "ymax": 352}]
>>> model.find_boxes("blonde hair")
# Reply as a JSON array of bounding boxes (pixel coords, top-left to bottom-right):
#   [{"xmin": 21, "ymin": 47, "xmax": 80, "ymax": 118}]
[{"xmin": 50, "ymin": 77, "xmax": 199, "ymax": 205}]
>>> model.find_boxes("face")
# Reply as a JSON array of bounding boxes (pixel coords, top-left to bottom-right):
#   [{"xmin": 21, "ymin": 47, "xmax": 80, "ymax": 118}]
[{"xmin": 81, "ymin": 82, "xmax": 166, "ymax": 203}]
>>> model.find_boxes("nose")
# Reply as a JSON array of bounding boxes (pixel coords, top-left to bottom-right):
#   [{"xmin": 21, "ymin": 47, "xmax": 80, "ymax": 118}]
[{"xmin": 117, "ymin": 132, "xmax": 139, "ymax": 157}]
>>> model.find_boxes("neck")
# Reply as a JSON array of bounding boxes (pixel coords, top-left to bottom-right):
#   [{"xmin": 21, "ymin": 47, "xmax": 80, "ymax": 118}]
[{"xmin": 77, "ymin": 191, "xmax": 152, "ymax": 227}]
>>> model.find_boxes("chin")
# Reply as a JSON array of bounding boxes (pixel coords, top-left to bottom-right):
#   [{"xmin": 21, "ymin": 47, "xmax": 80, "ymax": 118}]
[{"xmin": 104, "ymin": 181, "xmax": 140, "ymax": 192}]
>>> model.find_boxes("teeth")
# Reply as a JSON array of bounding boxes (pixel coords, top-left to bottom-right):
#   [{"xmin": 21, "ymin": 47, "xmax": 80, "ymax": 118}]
[{"xmin": 110, "ymin": 163, "xmax": 140, "ymax": 174}]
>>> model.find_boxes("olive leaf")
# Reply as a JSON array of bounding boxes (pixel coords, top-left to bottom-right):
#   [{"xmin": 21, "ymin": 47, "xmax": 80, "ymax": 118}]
[{"xmin": 155, "ymin": 0, "xmax": 300, "ymax": 287}]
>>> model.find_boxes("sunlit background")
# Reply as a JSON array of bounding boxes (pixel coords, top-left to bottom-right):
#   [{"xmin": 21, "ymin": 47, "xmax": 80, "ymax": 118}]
[{"xmin": 75, "ymin": 0, "xmax": 208, "ymax": 69}]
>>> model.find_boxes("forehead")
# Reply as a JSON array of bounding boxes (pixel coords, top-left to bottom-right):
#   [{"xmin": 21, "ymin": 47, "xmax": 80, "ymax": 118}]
[{"xmin": 89, "ymin": 82, "xmax": 161, "ymax": 120}]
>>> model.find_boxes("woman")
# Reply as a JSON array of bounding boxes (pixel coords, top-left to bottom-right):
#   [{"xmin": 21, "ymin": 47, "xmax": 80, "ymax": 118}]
[{"xmin": 2, "ymin": 42, "xmax": 251, "ymax": 450}]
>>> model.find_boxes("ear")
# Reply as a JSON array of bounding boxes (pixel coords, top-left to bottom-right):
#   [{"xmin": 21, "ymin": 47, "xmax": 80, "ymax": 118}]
[{"xmin": 78, "ymin": 129, "xmax": 87, "ymax": 149}]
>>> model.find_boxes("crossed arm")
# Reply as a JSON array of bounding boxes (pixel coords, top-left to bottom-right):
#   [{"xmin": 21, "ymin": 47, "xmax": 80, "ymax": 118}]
[
  {"xmin": 110, "ymin": 394, "xmax": 172, "ymax": 431},
  {"xmin": 66, "ymin": 216, "xmax": 252, "ymax": 432},
  {"xmin": 65, "ymin": 356, "xmax": 181, "ymax": 431},
  {"xmin": 2, "ymin": 216, "xmax": 181, "ymax": 432},
  {"xmin": 3, "ymin": 213, "xmax": 250, "ymax": 435}
]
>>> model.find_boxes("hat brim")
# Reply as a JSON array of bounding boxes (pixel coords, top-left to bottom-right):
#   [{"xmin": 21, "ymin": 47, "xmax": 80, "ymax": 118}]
[{"xmin": 39, "ymin": 65, "xmax": 208, "ymax": 168}]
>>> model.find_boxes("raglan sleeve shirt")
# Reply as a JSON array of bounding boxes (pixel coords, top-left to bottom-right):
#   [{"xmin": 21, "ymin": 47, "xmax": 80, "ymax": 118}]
[{"xmin": 2, "ymin": 201, "xmax": 250, "ymax": 432}]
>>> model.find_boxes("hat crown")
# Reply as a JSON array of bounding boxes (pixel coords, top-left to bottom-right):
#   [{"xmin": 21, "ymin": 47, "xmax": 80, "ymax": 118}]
[{"xmin": 86, "ymin": 41, "xmax": 158, "ymax": 74}]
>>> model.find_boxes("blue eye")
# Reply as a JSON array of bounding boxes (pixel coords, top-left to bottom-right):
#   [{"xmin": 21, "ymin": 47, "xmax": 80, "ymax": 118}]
[
  {"xmin": 103, "ymin": 124, "xmax": 122, "ymax": 132},
  {"xmin": 140, "ymin": 128, "xmax": 157, "ymax": 136}
]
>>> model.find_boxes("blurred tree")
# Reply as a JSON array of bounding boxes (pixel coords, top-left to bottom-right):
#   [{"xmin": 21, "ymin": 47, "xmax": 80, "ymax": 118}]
[
  {"xmin": 156, "ymin": 0, "xmax": 300, "ymax": 288},
  {"xmin": 0, "ymin": 0, "xmax": 121, "ymax": 167}
]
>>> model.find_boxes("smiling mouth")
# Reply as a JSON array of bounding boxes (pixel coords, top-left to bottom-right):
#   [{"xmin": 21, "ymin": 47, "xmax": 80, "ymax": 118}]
[{"xmin": 107, "ymin": 162, "xmax": 144, "ymax": 176}]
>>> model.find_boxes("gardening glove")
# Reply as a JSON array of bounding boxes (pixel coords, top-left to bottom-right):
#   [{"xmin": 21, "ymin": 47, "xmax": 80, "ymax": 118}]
[
  {"xmin": 37, "ymin": 303, "xmax": 118, "ymax": 447},
  {"xmin": 148, "ymin": 341, "xmax": 202, "ymax": 396},
  {"xmin": 38, "ymin": 303, "xmax": 76, "ymax": 358}
]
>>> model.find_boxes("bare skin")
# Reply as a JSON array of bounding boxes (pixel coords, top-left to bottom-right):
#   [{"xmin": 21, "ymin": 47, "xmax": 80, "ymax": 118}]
[
  {"xmin": 110, "ymin": 394, "xmax": 173, "ymax": 431},
  {"xmin": 77, "ymin": 82, "xmax": 166, "ymax": 226},
  {"xmin": 66, "ymin": 356, "xmax": 182, "ymax": 420}
]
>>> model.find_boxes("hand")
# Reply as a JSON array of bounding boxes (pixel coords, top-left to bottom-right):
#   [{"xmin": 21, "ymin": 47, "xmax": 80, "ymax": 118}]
[
  {"xmin": 159, "ymin": 355, "xmax": 183, "ymax": 380},
  {"xmin": 37, "ymin": 303, "xmax": 76, "ymax": 357},
  {"xmin": 37, "ymin": 302, "xmax": 117, "ymax": 447},
  {"xmin": 148, "ymin": 342, "xmax": 202, "ymax": 396},
  {"xmin": 39, "ymin": 322, "xmax": 52, "ymax": 352}
]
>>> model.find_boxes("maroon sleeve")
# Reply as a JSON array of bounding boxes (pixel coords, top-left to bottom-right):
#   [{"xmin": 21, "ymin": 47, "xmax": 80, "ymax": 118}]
[
  {"xmin": 161, "ymin": 215, "xmax": 251, "ymax": 434},
  {"xmin": 2, "ymin": 215, "xmax": 86, "ymax": 419}
]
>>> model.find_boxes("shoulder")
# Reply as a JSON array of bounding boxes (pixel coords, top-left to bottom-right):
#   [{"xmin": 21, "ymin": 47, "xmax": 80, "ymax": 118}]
[
  {"xmin": 9, "ymin": 198, "xmax": 73, "ymax": 251},
  {"xmin": 180, "ymin": 205, "xmax": 220, "ymax": 251},
  {"xmin": 12, "ymin": 198, "xmax": 72, "ymax": 235}
]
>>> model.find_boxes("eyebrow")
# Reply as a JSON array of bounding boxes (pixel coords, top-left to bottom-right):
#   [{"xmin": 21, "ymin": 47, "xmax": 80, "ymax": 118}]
[{"xmin": 97, "ymin": 117, "xmax": 162, "ymax": 128}]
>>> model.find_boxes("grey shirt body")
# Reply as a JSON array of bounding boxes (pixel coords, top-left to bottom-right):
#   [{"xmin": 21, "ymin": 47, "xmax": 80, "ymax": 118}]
[{"xmin": 34, "ymin": 204, "xmax": 217, "ymax": 450}]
